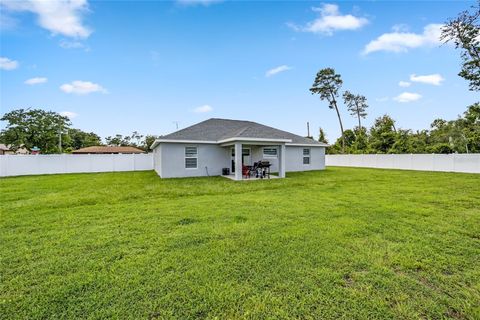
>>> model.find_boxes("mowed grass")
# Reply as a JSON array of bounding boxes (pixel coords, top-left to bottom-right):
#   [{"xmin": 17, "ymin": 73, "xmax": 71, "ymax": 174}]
[{"xmin": 0, "ymin": 168, "xmax": 479, "ymax": 319}]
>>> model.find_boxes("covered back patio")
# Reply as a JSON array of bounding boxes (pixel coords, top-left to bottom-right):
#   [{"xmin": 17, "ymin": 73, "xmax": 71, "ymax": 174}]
[{"xmin": 219, "ymin": 138, "xmax": 289, "ymax": 181}]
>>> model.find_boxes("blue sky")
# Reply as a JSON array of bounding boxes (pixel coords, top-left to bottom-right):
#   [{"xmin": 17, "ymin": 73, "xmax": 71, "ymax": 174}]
[{"xmin": 1, "ymin": 0, "xmax": 478, "ymax": 143}]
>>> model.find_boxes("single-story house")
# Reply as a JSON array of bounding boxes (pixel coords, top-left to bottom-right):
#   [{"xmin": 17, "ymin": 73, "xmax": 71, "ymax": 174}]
[
  {"xmin": 150, "ymin": 118, "xmax": 328, "ymax": 180},
  {"xmin": 0, "ymin": 144, "xmax": 12, "ymax": 155},
  {"xmin": 0, "ymin": 144, "xmax": 29, "ymax": 155},
  {"xmin": 72, "ymin": 146, "xmax": 146, "ymax": 154}
]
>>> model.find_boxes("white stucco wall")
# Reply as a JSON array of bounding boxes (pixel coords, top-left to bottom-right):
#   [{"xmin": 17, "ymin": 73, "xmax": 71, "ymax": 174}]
[
  {"xmin": 285, "ymin": 146, "xmax": 326, "ymax": 172},
  {"xmin": 250, "ymin": 145, "xmax": 325, "ymax": 173},
  {"xmin": 156, "ymin": 143, "xmax": 230, "ymax": 178},
  {"xmin": 250, "ymin": 146, "xmax": 279, "ymax": 172},
  {"xmin": 153, "ymin": 145, "xmax": 162, "ymax": 177}
]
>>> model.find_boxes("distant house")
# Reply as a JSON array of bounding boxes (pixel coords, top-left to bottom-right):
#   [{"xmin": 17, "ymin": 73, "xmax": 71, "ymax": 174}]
[
  {"xmin": 150, "ymin": 118, "xmax": 328, "ymax": 180},
  {"xmin": 0, "ymin": 144, "xmax": 12, "ymax": 155},
  {"xmin": 0, "ymin": 144, "xmax": 29, "ymax": 155},
  {"xmin": 72, "ymin": 146, "xmax": 145, "ymax": 154}
]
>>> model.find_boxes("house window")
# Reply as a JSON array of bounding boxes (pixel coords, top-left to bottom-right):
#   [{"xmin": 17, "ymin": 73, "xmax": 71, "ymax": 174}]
[
  {"xmin": 263, "ymin": 147, "xmax": 278, "ymax": 158},
  {"xmin": 185, "ymin": 146, "xmax": 198, "ymax": 169},
  {"xmin": 303, "ymin": 148, "xmax": 310, "ymax": 165},
  {"xmin": 231, "ymin": 148, "xmax": 251, "ymax": 157}
]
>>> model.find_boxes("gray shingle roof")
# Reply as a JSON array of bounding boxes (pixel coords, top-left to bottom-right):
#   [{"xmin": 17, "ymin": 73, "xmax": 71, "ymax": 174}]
[{"xmin": 159, "ymin": 118, "xmax": 327, "ymax": 146}]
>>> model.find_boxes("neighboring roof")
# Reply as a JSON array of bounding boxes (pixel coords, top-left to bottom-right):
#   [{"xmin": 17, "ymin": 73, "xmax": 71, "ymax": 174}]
[
  {"xmin": 152, "ymin": 118, "xmax": 328, "ymax": 148},
  {"xmin": 0, "ymin": 144, "xmax": 29, "ymax": 154},
  {"xmin": 72, "ymin": 146, "xmax": 145, "ymax": 154}
]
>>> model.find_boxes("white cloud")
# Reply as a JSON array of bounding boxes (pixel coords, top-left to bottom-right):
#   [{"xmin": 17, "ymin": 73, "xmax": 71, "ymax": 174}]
[
  {"xmin": 376, "ymin": 97, "xmax": 389, "ymax": 102},
  {"xmin": 60, "ymin": 81, "xmax": 107, "ymax": 95},
  {"xmin": 393, "ymin": 92, "xmax": 422, "ymax": 103},
  {"xmin": 398, "ymin": 81, "xmax": 411, "ymax": 87},
  {"xmin": 391, "ymin": 24, "xmax": 409, "ymax": 33},
  {"xmin": 289, "ymin": 3, "xmax": 368, "ymax": 35},
  {"xmin": 177, "ymin": 0, "xmax": 222, "ymax": 6},
  {"xmin": 59, "ymin": 39, "xmax": 89, "ymax": 51},
  {"xmin": 1, "ymin": 0, "xmax": 92, "ymax": 38},
  {"xmin": 265, "ymin": 65, "xmax": 292, "ymax": 77},
  {"xmin": 24, "ymin": 77, "xmax": 47, "ymax": 85},
  {"xmin": 60, "ymin": 111, "xmax": 78, "ymax": 119},
  {"xmin": 363, "ymin": 23, "xmax": 443, "ymax": 55},
  {"xmin": 410, "ymin": 73, "xmax": 444, "ymax": 86},
  {"xmin": 193, "ymin": 105, "xmax": 213, "ymax": 113},
  {"xmin": 0, "ymin": 57, "xmax": 19, "ymax": 70}
]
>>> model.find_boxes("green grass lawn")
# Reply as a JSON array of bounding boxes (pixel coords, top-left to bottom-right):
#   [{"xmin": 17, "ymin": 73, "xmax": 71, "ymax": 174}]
[{"xmin": 1, "ymin": 168, "xmax": 479, "ymax": 319}]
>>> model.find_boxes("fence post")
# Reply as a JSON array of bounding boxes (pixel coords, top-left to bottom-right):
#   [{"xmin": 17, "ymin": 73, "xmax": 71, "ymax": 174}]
[
  {"xmin": 477, "ymin": 154, "xmax": 480, "ymax": 174},
  {"xmin": 87, "ymin": 154, "xmax": 91, "ymax": 173},
  {"xmin": 452, "ymin": 153, "xmax": 456, "ymax": 173},
  {"xmin": 0, "ymin": 155, "xmax": 6, "ymax": 177},
  {"xmin": 63, "ymin": 153, "xmax": 67, "ymax": 174},
  {"xmin": 35, "ymin": 154, "xmax": 40, "ymax": 175}
]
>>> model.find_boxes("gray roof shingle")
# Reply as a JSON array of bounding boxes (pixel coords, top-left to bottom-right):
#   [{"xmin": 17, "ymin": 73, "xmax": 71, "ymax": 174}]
[{"xmin": 159, "ymin": 118, "xmax": 327, "ymax": 146}]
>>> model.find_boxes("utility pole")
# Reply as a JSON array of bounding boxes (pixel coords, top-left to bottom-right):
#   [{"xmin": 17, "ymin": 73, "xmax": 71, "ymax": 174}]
[
  {"xmin": 58, "ymin": 128, "xmax": 68, "ymax": 153},
  {"xmin": 58, "ymin": 129, "xmax": 62, "ymax": 153},
  {"xmin": 173, "ymin": 121, "xmax": 179, "ymax": 130}
]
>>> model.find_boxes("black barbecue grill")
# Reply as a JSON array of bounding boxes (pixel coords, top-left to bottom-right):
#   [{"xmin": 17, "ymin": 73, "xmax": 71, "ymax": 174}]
[{"xmin": 251, "ymin": 160, "xmax": 271, "ymax": 178}]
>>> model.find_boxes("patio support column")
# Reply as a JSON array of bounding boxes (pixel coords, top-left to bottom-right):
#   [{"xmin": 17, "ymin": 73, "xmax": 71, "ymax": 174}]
[
  {"xmin": 234, "ymin": 142, "xmax": 242, "ymax": 180},
  {"xmin": 279, "ymin": 143, "xmax": 286, "ymax": 178}
]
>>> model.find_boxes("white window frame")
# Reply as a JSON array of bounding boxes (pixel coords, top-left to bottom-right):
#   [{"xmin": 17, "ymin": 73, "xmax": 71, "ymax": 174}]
[
  {"xmin": 263, "ymin": 147, "xmax": 278, "ymax": 159},
  {"xmin": 185, "ymin": 146, "xmax": 198, "ymax": 169},
  {"xmin": 231, "ymin": 148, "xmax": 251, "ymax": 157},
  {"xmin": 303, "ymin": 148, "xmax": 310, "ymax": 165}
]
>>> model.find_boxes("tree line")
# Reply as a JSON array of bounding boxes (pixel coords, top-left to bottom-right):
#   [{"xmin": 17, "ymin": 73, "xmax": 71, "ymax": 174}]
[
  {"xmin": 0, "ymin": 108, "xmax": 159, "ymax": 154},
  {"xmin": 318, "ymin": 104, "xmax": 479, "ymax": 154},
  {"xmin": 311, "ymin": 2, "xmax": 479, "ymax": 154}
]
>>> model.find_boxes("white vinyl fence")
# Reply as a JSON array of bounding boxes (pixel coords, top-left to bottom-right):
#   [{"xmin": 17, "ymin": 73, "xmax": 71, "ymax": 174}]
[
  {"xmin": 0, "ymin": 154, "xmax": 154, "ymax": 177},
  {"xmin": 326, "ymin": 154, "xmax": 480, "ymax": 174}
]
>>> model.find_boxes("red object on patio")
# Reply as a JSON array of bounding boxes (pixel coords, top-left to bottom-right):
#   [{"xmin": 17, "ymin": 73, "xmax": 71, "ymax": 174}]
[{"xmin": 242, "ymin": 165, "xmax": 250, "ymax": 179}]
